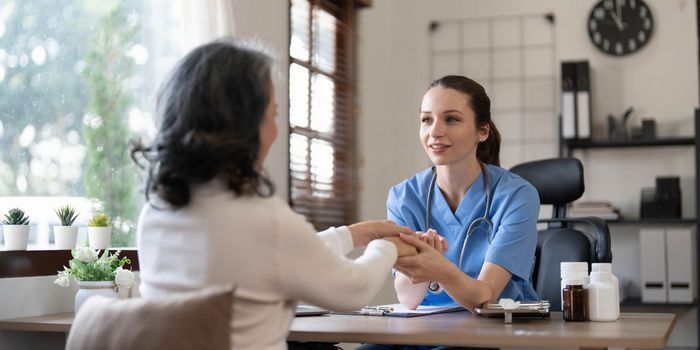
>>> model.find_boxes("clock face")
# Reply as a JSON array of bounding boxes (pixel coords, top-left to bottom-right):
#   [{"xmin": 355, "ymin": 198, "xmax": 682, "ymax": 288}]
[{"xmin": 588, "ymin": 0, "xmax": 654, "ymax": 56}]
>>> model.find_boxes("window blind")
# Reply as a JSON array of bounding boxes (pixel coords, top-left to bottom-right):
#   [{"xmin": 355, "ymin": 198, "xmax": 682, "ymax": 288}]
[{"xmin": 288, "ymin": 0, "xmax": 357, "ymax": 230}]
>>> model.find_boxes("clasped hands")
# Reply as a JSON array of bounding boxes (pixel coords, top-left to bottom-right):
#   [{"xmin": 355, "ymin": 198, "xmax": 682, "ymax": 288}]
[
  {"xmin": 348, "ymin": 221, "xmax": 450, "ymax": 283},
  {"xmin": 348, "ymin": 220, "xmax": 447, "ymax": 256}
]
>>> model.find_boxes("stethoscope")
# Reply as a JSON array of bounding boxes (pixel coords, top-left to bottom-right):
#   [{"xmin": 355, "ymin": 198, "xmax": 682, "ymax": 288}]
[{"xmin": 425, "ymin": 162, "xmax": 494, "ymax": 294}]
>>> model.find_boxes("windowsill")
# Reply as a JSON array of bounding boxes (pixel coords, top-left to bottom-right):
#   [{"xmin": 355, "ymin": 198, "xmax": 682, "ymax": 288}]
[
  {"xmin": 0, "ymin": 249, "xmax": 139, "ymax": 278},
  {"xmin": 0, "ymin": 244, "xmax": 137, "ymax": 250}
]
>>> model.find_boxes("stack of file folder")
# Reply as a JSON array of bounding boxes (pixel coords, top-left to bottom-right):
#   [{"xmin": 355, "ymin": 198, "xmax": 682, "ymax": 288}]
[{"xmin": 561, "ymin": 61, "xmax": 591, "ymax": 140}]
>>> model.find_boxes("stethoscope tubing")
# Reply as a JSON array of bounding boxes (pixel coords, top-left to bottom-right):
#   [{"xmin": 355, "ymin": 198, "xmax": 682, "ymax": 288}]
[{"xmin": 425, "ymin": 162, "xmax": 493, "ymax": 294}]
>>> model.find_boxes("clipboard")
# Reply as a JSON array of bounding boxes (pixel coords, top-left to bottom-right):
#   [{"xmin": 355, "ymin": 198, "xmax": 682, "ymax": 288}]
[
  {"xmin": 474, "ymin": 300, "xmax": 550, "ymax": 324},
  {"xmin": 295, "ymin": 305, "xmax": 329, "ymax": 317},
  {"xmin": 332, "ymin": 303, "xmax": 464, "ymax": 317}
]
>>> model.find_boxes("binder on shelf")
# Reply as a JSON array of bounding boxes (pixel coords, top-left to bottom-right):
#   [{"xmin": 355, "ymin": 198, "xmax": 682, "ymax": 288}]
[
  {"xmin": 561, "ymin": 62, "xmax": 577, "ymax": 140},
  {"xmin": 639, "ymin": 228, "xmax": 667, "ymax": 303},
  {"xmin": 665, "ymin": 228, "xmax": 696, "ymax": 303},
  {"xmin": 575, "ymin": 61, "xmax": 591, "ymax": 139}
]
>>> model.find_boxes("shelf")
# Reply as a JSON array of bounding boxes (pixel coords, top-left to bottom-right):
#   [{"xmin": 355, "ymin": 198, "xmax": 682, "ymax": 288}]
[
  {"xmin": 606, "ymin": 218, "xmax": 697, "ymax": 225},
  {"xmin": 564, "ymin": 137, "xmax": 695, "ymax": 149},
  {"xmin": 621, "ymin": 297, "xmax": 697, "ymax": 307}
]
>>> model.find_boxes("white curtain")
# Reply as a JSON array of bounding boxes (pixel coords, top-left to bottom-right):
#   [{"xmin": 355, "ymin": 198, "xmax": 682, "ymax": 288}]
[{"xmin": 179, "ymin": 0, "xmax": 237, "ymax": 50}]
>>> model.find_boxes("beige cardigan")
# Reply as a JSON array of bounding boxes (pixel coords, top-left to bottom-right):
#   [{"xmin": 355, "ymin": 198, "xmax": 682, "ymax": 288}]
[{"xmin": 137, "ymin": 180, "xmax": 397, "ymax": 350}]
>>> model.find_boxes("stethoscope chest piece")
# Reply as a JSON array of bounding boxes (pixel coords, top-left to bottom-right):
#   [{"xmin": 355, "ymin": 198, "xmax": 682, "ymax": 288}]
[{"xmin": 428, "ymin": 280, "xmax": 443, "ymax": 294}]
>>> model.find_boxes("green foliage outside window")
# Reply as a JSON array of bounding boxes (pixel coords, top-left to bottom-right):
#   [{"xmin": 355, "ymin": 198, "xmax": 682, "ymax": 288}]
[
  {"xmin": 82, "ymin": 6, "xmax": 139, "ymax": 247},
  {"xmin": 1, "ymin": 1, "xmax": 183, "ymax": 247}
]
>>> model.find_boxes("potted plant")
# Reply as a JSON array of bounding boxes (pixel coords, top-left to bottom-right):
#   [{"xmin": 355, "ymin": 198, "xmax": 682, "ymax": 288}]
[
  {"xmin": 87, "ymin": 212, "xmax": 112, "ymax": 249},
  {"xmin": 54, "ymin": 205, "xmax": 79, "ymax": 249},
  {"xmin": 2, "ymin": 208, "xmax": 30, "ymax": 250},
  {"xmin": 54, "ymin": 247, "xmax": 136, "ymax": 313}
]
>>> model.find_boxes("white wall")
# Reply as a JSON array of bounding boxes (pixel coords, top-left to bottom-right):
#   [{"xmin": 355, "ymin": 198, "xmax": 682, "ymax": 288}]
[{"xmin": 234, "ymin": 0, "xmax": 291, "ymax": 199}]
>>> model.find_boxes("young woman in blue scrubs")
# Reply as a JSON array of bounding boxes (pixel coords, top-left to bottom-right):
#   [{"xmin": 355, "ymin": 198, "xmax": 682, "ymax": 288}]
[{"xmin": 389, "ymin": 75, "xmax": 540, "ymax": 313}]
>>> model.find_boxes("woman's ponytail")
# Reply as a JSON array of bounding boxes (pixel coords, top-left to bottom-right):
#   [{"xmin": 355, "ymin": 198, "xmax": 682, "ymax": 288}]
[{"xmin": 476, "ymin": 120, "xmax": 500, "ymax": 166}]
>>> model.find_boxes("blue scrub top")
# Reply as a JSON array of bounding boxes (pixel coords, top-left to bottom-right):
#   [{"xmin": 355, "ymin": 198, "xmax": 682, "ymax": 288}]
[{"xmin": 387, "ymin": 164, "xmax": 540, "ymax": 306}]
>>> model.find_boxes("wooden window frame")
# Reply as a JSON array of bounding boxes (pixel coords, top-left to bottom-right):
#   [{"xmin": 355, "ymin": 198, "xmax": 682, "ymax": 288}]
[{"xmin": 287, "ymin": 0, "xmax": 360, "ymax": 230}]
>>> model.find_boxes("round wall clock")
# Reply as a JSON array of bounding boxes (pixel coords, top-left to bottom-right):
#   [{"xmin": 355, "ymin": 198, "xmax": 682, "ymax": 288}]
[{"xmin": 587, "ymin": 0, "xmax": 654, "ymax": 56}]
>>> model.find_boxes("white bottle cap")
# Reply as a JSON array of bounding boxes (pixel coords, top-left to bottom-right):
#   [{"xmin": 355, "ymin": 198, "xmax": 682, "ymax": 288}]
[
  {"xmin": 590, "ymin": 271, "xmax": 611, "ymax": 282},
  {"xmin": 563, "ymin": 278, "xmax": 585, "ymax": 286},
  {"xmin": 561, "ymin": 262, "xmax": 588, "ymax": 271},
  {"xmin": 561, "ymin": 262, "xmax": 588, "ymax": 280},
  {"xmin": 591, "ymin": 263, "xmax": 612, "ymax": 272}
]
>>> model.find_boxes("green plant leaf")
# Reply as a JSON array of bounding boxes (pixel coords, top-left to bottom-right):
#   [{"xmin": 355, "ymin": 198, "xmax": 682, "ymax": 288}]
[
  {"xmin": 55, "ymin": 205, "xmax": 79, "ymax": 226},
  {"xmin": 2, "ymin": 208, "xmax": 30, "ymax": 225}
]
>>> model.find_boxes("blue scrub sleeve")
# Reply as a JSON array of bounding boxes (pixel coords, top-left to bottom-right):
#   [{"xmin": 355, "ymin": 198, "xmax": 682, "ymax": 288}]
[
  {"xmin": 484, "ymin": 184, "xmax": 539, "ymax": 281},
  {"xmin": 387, "ymin": 186, "xmax": 409, "ymax": 227}
]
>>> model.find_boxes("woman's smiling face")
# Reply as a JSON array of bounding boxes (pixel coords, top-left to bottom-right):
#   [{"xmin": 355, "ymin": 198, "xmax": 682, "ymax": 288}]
[{"xmin": 419, "ymin": 86, "xmax": 488, "ymax": 167}]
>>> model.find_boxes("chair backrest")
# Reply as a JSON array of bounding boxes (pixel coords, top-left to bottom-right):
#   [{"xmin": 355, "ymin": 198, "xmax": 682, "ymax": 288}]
[
  {"xmin": 510, "ymin": 158, "xmax": 584, "ymax": 218},
  {"xmin": 66, "ymin": 285, "xmax": 234, "ymax": 350},
  {"xmin": 511, "ymin": 158, "xmax": 612, "ymax": 310}
]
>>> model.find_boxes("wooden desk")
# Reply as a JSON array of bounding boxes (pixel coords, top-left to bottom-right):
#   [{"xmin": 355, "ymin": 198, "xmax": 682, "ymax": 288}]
[
  {"xmin": 0, "ymin": 311, "xmax": 676, "ymax": 349},
  {"xmin": 289, "ymin": 311, "xmax": 676, "ymax": 349},
  {"xmin": 0, "ymin": 312, "xmax": 72, "ymax": 333}
]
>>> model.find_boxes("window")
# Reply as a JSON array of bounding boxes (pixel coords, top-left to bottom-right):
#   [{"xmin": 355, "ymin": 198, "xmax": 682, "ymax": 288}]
[
  {"xmin": 288, "ymin": 0, "xmax": 359, "ymax": 230},
  {"xmin": 0, "ymin": 1, "xmax": 186, "ymax": 248}
]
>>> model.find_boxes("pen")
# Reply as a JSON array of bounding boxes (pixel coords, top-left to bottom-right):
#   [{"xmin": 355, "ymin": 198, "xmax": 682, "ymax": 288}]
[
  {"xmin": 362, "ymin": 309, "xmax": 385, "ymax": 316},
  {"xmin": 363, "ymin": 306, "xmax": 394, "ymax": 312},
  {"xmin": 361, "ymin": 306, "xmax": 394, "ymax": 314}
]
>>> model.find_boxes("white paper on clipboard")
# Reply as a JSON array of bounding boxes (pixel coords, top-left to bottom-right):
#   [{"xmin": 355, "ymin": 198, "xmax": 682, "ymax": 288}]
[{"xmin": 332, "ymin": 303, "xmax": 464, "ymax": 317}]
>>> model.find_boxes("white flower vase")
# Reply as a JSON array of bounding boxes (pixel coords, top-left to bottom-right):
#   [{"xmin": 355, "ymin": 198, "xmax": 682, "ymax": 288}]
[
  {"xmin": 87, "ymin": 227, "xmax": 111, "ymax": 249},
  {"xmin": 117, "ymin": 286, "xmax": 132, "ymax": 299},
  {"xmin": 3, "ymin": 225, "xmax": 30, "ymax": 250},
  {"xmin": 75, "ymin": 281, "xmax": 118, "ymax": 314},
  {"xmin": 53, "ymin": 226, "xmax": 78, "ymax": 250}
]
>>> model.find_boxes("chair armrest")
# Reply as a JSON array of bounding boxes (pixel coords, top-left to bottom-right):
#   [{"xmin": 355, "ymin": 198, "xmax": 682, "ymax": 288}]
[{"xmin": 537, "ymin": 217, "xmax": 612, "ymax": 263}]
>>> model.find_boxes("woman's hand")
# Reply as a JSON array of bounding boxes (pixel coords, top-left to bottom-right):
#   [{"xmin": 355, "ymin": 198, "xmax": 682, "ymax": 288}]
[
  {"xmin": 383, "ymin": 236, "xmax": 418, "ymax": 257},
  {"xmin": 347, "ymin": 220, "xmax": 415, "ymax": 247},
  {"xmin": 394, "ymin": 233, "xmax": 460, "ymax": 284},
  {"xmin": 419, "ymin": 229, "xmax": 448, "ymax": 254}
]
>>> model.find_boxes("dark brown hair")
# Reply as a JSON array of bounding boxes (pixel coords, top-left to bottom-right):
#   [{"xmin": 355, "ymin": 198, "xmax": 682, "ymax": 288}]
[
  {"xmin": 131, "ymin": 39, "xmax": 275, "ymax": 208},
  {"xmin": 428, "ymin": 75, "xmax": 501, "ymax": 166}
]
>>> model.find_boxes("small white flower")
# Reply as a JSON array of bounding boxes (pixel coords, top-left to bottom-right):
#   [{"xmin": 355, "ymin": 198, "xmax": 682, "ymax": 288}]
[
  {"xmin": 54, "ymin": 275, "xmax": 70, "ymax": 287},
  {"xmin": 115, "ymin": 267, "xmax": 136, "ymax": 289},
  {"xmin": 72, "ymin": 247, "xmax": 98, "ymax": 263}
]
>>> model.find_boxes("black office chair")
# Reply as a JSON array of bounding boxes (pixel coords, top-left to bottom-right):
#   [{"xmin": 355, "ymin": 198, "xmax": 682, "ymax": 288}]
[{"xmin": 510, "ymin": 158, "xmax": 612, "ymax": 310}]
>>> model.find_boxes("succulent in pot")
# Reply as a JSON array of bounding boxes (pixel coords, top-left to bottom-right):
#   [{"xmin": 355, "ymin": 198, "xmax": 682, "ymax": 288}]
[
  {"xmin": 54, "ymin": 205, "xmax": 80, "ymax": 250},
  {"xmin": 2, "ymin": 208, "xmax": 30, "ymax": 250},
  {"xmin": 87, "ymin": 212, "xmax": 112, "ymax": 250}
]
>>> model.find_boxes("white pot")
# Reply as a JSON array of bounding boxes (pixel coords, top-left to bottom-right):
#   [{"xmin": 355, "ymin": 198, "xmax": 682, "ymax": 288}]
[
  {"xmin": 75, "ymin": 281, "xmax": 118, "ymax": 314},
  {"xmin": 87, "ymin": 227, "xmax": 112, "ymax": 249},
  {"xmin": 3, "ymin": 225, "xmax": 30, "ymax": 250},
  {"xmin": 53, "ymin": 226, "xmax": 78, "ymax": 250}
]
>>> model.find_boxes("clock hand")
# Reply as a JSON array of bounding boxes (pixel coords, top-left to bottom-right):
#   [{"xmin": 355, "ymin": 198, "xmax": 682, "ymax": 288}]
[{"xmin": 610, "ymin": 10, "xmax": 625, "ymax": 31}]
